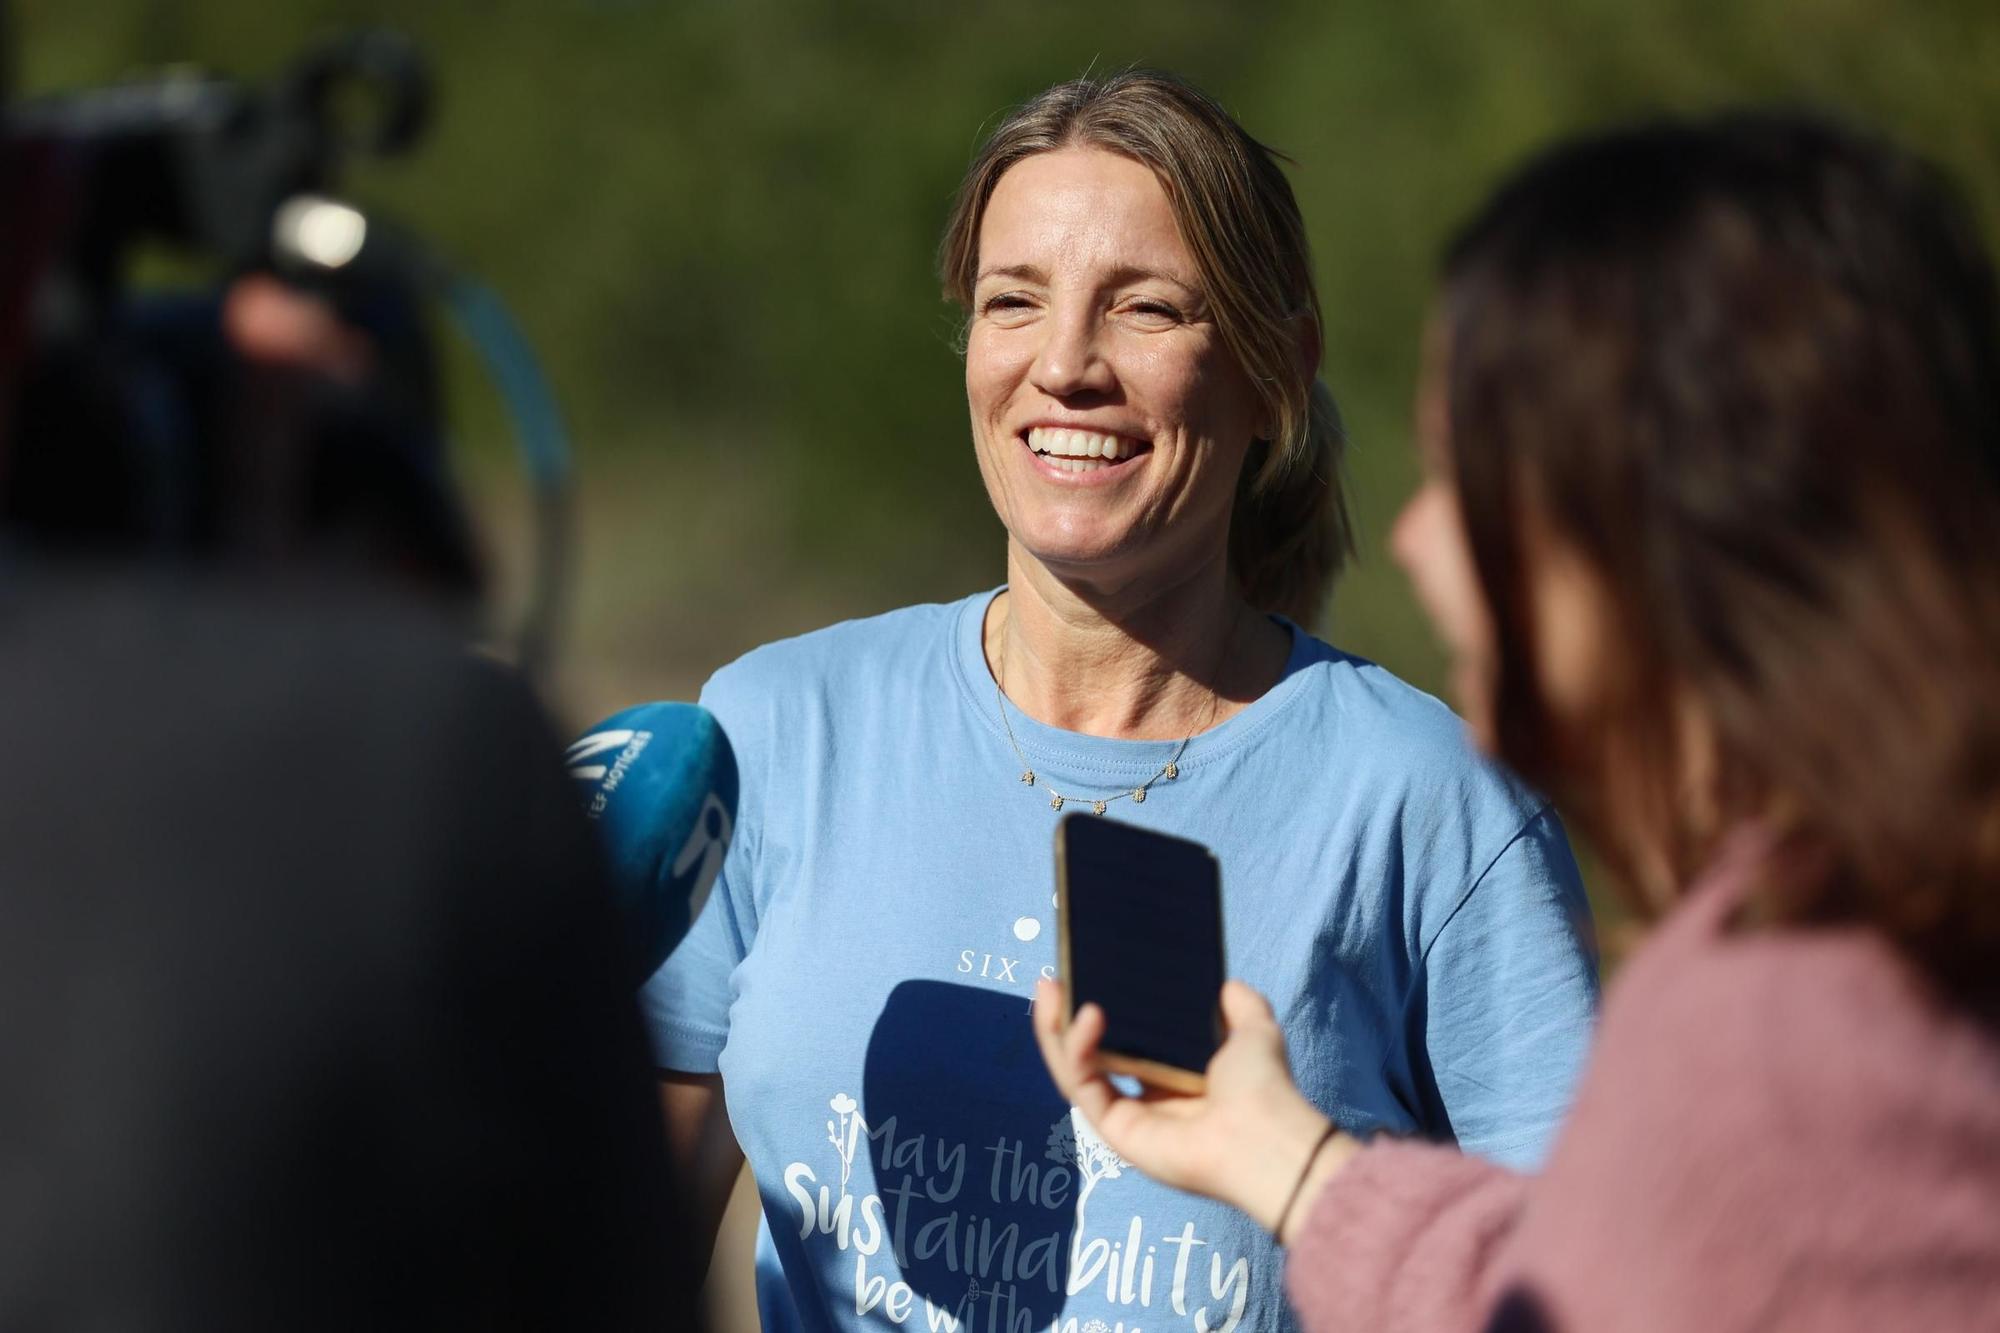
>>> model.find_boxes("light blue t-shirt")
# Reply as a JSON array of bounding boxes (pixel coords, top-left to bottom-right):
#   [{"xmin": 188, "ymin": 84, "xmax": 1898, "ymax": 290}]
[{"xmin": 645, "ymin": 591, "xmax": 1598, "ymax": 1333}]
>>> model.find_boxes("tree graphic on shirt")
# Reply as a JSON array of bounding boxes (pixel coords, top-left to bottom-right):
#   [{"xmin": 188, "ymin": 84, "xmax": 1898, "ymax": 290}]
[{"xmin": 1046, "ymin": 1107, "xmax": 1126, "ymax": 1234}]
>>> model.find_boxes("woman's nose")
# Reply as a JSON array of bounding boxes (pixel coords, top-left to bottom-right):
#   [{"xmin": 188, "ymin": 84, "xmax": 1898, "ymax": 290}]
[{"xmin": 1029, "ymin": 308, "xmax": 1115, "ymax": 399}]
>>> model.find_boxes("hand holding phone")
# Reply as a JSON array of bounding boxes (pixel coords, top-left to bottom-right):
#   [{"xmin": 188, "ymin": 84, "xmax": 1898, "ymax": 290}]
[
  {"xmin": 1055, "ymin": 813, "xmax": 1226, "ymax": 1092},
  {"xmin": 1041, "ymin": 819, "xmax": 1353, "ymax": 1236},
  {"xmin": 1032, "ymin": 974, "xmax": 1351, "ymax": 1240}
]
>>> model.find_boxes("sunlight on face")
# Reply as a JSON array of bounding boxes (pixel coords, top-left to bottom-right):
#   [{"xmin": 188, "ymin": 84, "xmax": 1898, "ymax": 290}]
[
  {"xmin": 1392, "ymin": 352, "xmax": 1501, "ymax": 747},
  {"xmin": 965, "ymin": 148, "xmax": 1265, "ymax": 591},
  {"xmin": 1393, "ymin": 326, "xmax": 1619, "ymax": 749}
]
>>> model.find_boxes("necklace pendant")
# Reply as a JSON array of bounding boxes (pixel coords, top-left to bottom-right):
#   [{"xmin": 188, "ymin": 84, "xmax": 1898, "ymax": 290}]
[
  {"xmin": 1164, "ymin": 761, "xmax": 1179, "ymax": 780},
  {"xmin": 1092, "ymin": 800, "xmax": 1107, "ymax": 816},
  {"xmin": 1131, "ymin": 788, "xmax": 1146, "ymax": 803},
  {"xmin": 1050, "ymin": 794, "xmax": 1064, "ymax": 812},
  {"xmin": 1019, "ymin": 769, "xmax": 1035, "ymax": 786}
]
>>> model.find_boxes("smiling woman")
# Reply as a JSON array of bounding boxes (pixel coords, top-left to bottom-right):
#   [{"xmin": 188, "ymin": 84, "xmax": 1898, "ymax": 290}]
[
  {"xmin": 940, "ymin": 76, "xmax": 1348, "ymax": 632},
  {"xmin": 964, "ymin": 149, "xmax": 1266, "ymax": 590},
  {"xmin": 642, "ymin": 69, "xmax": 1600, "ymax": 1333}
]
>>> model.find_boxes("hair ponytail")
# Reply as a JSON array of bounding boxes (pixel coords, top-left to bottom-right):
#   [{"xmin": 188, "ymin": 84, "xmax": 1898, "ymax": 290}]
[{"xmin": 1231, "ymin": 378, "xmax": 1351, "ymax": 627}]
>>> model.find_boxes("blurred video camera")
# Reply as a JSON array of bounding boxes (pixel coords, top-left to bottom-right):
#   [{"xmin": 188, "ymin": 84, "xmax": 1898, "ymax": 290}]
[{"xmin": 2, "ymin": 31, "xmax": 569, "ymax": 670}]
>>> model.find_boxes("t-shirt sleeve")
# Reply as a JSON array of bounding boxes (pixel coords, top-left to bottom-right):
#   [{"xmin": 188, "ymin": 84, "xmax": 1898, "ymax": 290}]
[
  {"xmin": 637, "ymin": 667, "xmax": 767, "ymax": 1075},
  {"xmin": 1417, "ymin": 806, "xmax": 1599, "ymax": 1169}
]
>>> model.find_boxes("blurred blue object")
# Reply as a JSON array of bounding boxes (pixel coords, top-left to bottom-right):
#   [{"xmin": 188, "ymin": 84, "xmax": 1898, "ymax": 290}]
[{"xmin": 566, "ymin": 701, "xmax": 738, "ymax": 986}]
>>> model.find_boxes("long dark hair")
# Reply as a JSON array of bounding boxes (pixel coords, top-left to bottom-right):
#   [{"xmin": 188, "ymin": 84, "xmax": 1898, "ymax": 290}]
[{"xmin": 1442, "ymin": 110, "xmax": 2000, "ymax": 1001}]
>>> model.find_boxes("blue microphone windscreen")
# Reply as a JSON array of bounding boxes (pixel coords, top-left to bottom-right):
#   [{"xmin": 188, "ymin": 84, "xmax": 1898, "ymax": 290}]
[{"xmin": 565, "ymin": 702, "xmax": 738, "ymax": 986}]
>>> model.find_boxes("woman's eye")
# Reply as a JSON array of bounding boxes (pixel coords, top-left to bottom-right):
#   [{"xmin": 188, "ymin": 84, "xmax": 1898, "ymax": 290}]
[
  {"xmin": 980, "ymin": 293, "xmax": 1034, "ymax": 315},
  {"xmin": 1126, "ymin": 299, "xmax": 1184, "ymax": 324}
]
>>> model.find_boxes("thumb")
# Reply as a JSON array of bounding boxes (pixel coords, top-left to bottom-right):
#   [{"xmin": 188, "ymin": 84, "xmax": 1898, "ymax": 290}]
[{"xmin": 1219, "ymin": 979, "xmax": 1279, "ymax": 1035}]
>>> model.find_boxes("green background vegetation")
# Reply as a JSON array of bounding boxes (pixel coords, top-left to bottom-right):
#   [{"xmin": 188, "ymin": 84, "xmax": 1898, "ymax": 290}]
[
  {"xmin": 18, "ymin": 2, "xmax": 2000, "ymax": 935},
  {"xmin": 19, "ymin": 0, "xmax": 1999, "ymax": 714}
]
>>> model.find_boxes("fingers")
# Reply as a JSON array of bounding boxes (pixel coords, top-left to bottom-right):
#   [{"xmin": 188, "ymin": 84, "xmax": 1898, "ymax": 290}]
[
  {"xmin": 1032, "ymin": 977, "xmax": 1064, "ymax": 1042},
  {"xmin": 1067, "ymin": 1003, "xmax": 1106, "ymax": 1066},
  {"xmin": 1033, "ymin": 979, "xmax": 1098, "ymax": 1098},
  {"xmin": 1034, "ymin": 978, "xmax": 1105, "ymax": 1058},
  {"xmin": 1219, "ymin": 979, "xmax": 1279, "ymax": 1034},
  {"xmin": 1032, "ymin": 979, "xmax": 1124, "ymax": 1130},
  {"xmin": 1065, "ymin": 1061, "xmax": 1123, "ymax": 1133}
]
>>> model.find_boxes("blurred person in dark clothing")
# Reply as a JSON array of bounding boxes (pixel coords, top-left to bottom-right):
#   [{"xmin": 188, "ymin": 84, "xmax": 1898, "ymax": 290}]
[{"xmin": 0, "ymin": 64, "xmax": 693, "ymax": 1333}]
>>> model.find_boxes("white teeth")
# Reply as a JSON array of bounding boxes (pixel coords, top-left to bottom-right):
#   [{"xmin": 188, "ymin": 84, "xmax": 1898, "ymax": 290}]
[{"xmin": 1028, "ymin": 426, "xmax": 1139, "ymax": 462}]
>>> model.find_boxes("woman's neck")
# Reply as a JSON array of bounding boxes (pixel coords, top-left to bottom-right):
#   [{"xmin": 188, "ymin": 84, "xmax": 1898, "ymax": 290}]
[{"xmin": 983, "ymin": 543, "xmax": 1290, "ymax": 739}]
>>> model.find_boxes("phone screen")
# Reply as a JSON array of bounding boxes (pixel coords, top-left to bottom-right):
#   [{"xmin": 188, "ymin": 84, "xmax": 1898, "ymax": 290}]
[{"xmin": 1056, "ymin": 814, "xmax": 1225, "ymax": 1086}]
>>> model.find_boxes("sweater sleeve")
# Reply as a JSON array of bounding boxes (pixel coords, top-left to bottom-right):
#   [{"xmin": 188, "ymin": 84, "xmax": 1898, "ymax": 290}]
[{"xmin": 1284, "ymin": 1139, "xmax": 1528, "ymax": 1333}]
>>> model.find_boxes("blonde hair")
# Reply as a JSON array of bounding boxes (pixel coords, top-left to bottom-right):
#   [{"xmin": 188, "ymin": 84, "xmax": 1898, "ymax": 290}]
[{"xmin": 938, "ymin": 69, "xmax": 1352, "ymax": 626}]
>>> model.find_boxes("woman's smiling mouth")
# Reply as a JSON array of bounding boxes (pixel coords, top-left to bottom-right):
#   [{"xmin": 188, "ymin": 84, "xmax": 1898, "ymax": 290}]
[{"xmin": 1023, "ymin": 426, "xmax": 1152, "ymax": 475}]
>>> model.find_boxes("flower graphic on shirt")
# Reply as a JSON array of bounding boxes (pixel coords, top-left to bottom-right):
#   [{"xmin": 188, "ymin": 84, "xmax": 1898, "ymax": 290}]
[
  {"xmin": 1046, "ymin": 1106, "xmax": 1126, "ymax": 1231},
  {"xmin": 825, "ymin": 1092, "xmax": 863, "ymax": 1190},
  {"xmin": 1082, "ymin": 1321, "xmax": 1112, "ymax": 1333}
]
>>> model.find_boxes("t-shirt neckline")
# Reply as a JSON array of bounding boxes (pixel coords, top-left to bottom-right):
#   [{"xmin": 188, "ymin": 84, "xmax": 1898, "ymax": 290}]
[{"xmin": 948, "ymin": 585, "xmax": 1319, "ymax": 788}]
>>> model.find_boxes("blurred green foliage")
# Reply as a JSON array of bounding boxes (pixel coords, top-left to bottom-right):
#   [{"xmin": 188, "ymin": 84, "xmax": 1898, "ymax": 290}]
[{"xmin": 16, "ymin": 0, "xmax": 2000, "ymax": 726}]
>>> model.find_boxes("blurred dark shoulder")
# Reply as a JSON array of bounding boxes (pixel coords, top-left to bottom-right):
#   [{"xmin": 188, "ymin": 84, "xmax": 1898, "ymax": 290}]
[
  {"xmin": 0, "ymin": 565, "xmax": 519, "ymax": 856},
  {"xmin": 0, "ymin": 562, "xmax": 484, "ymax": 696},
  {"xmin": 0, "ymin": 566, "xmax": 693, "ymax": 1331}
]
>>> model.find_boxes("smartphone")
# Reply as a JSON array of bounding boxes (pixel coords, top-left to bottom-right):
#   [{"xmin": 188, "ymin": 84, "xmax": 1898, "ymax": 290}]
[{"xmin": 1054, "ymin": 813, "xmax": 1226, "ymax": 1093}]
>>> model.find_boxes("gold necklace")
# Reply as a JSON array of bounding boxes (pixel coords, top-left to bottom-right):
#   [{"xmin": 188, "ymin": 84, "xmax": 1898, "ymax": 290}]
[{"xmin": 991, "ymin": 598, "xmax": 1243, "ymax": 816}]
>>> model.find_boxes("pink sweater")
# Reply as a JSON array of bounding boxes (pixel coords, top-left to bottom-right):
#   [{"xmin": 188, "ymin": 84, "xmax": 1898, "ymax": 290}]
[{"xmin": 1287, "ymin": 843, "xmax": 2000, "ymax": 1332}]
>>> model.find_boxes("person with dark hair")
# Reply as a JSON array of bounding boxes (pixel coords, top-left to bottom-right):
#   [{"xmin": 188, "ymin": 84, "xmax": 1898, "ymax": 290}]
[
  {"xmin": 1036, "ymin": 109, "xmax": 2000, "ymax": 1330},
  {"xmin": 649, "ymin": 69, "xmax": 1598, "ymax": 1331}
]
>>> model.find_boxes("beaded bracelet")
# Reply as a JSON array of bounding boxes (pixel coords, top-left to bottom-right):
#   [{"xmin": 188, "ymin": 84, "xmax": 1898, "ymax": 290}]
[{"xmin": 1273, "ymin": 1121, "xmax": 1341, "ymax": 1239}]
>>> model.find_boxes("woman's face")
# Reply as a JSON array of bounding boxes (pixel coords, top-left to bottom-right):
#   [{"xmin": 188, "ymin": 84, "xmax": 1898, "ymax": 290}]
[
  {"xmin": 1392, "ymin": 360, "xmax": 1502, "ymax": 748},
  {"xmin": 1393, "ymin": 334, "xmax": 1616, "ymax": 752},
  {"xmin": 965, "ymin": 148, "xmax": 1266, "ymax": 589}
]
